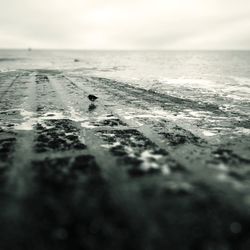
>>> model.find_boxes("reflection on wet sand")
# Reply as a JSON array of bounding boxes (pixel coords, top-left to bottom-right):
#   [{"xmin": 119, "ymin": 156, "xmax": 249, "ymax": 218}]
[{"xmin": 88, "ymin": 103, "xmax": 97, "ymax": 112}]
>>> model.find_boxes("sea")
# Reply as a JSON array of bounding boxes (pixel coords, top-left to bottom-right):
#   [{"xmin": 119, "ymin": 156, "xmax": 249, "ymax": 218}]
[{"xmin": 0, "ymin": 50, "xmax": 249, "ymax": 115}]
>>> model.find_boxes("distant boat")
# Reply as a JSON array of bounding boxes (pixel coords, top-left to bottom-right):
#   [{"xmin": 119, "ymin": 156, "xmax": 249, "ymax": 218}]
[{"xmin": 28, "ymin": 47, "xmax": 32, "ymax": 52}]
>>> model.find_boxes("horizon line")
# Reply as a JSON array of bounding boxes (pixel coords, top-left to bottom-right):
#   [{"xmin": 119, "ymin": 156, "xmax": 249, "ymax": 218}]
[{"xmin": 0, "ymin": 48, "xmax": 250, "ymax": 51}]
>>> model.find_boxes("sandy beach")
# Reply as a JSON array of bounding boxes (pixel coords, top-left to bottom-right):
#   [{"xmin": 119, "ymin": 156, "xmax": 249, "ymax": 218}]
[{"xmin": 0, "ymin": 51, "xmax": 250, "ymax": 249}]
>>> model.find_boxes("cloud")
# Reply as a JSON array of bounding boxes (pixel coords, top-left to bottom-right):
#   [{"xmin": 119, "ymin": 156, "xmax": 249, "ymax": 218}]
[{"xmin": 0, "ymin": 0, "xmax": 250, "ymax": 49}]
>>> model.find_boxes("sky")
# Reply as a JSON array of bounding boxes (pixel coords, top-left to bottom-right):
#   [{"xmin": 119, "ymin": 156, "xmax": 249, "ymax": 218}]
[{"xmin": 0, "ymin": 0, "xmax": 250, "ymax": 50}]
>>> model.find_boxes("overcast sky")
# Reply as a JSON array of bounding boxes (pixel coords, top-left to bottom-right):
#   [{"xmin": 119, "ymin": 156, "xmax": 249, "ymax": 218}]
[{"xmin": 1, "ymin": 0, "xmax": 250, "ymax": 49}]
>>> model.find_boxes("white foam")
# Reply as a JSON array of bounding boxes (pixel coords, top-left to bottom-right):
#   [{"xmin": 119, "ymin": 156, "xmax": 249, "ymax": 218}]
[
  {"xmin": 96, "ymin": 114, "xmax": 117, "ymax": 121},
  {"xmin": 80, "ymin": 121, "xmax": 96, "ymax": 128},
  {"xmin": 67, "ymin": 107, "xmax": 86, "ymax": 122},
  {"xmin": 217, "ymin": 163, "xmax": 228, "ymax": 171},
  {"xmin": 42, "ymin": 112, "xmax": 65, "ymax": 120},
  {"xmin": 187, "ymin": 110, "xmax": 213, "ymax": 118},
  {"xmin": 14, "ymin": 110, "xmax": 68, "ymax": 131},
  {"xmin": 14, "ymin": 109, "xmax": 36, "ymax": 130},
  {"xmin": 202, "ymin": 130, "xmax": 216, "ymax": 137},
  {"xmin": 235, "ymin": 128, "xmax": 250, "ymax": 135},
  {"xmin": 101, "ymin": 141, "xmax": 121, "ymax": 149},
  {"xmin": 140, "ymin": 150, "xmax": 162, "ymax": 160},
  {"xmin": 0, "ymin": 108, "xmax": 20, "ymax": 114},
  {"xmin": 13, "ymin": 105, "xmax": 92, "ymax": 130},
  {"xmin": 161, "ymin": 165, "xmax": 170, "ymax": 175},
  {"xmin": 139, "ymin": 150, "xmax": 165, "ymax": 171},
  {"xmin": 15, "ymin": 120, "xmax": 36, "ymax": 130},
  {"xmin": 161, "ymin": 78, "xmax": 214, "ymax": 88}
]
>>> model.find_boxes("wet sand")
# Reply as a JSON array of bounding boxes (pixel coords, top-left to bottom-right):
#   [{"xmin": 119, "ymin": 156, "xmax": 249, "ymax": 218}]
[{"xmin": 0, "ymin": 69, "xmax": 250, "ymax": 250}]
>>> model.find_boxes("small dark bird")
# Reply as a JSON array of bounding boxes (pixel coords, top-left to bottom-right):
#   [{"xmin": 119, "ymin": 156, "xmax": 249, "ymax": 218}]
[{"xmin": 88, "ymin": 94, "xmax": 98, "ymax": 102}]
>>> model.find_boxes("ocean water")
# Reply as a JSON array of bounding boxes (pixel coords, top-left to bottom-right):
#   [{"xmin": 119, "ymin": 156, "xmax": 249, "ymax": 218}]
[{"xmin": 0, "ymin": 50, "xmax": 250, "ymax": 115}]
